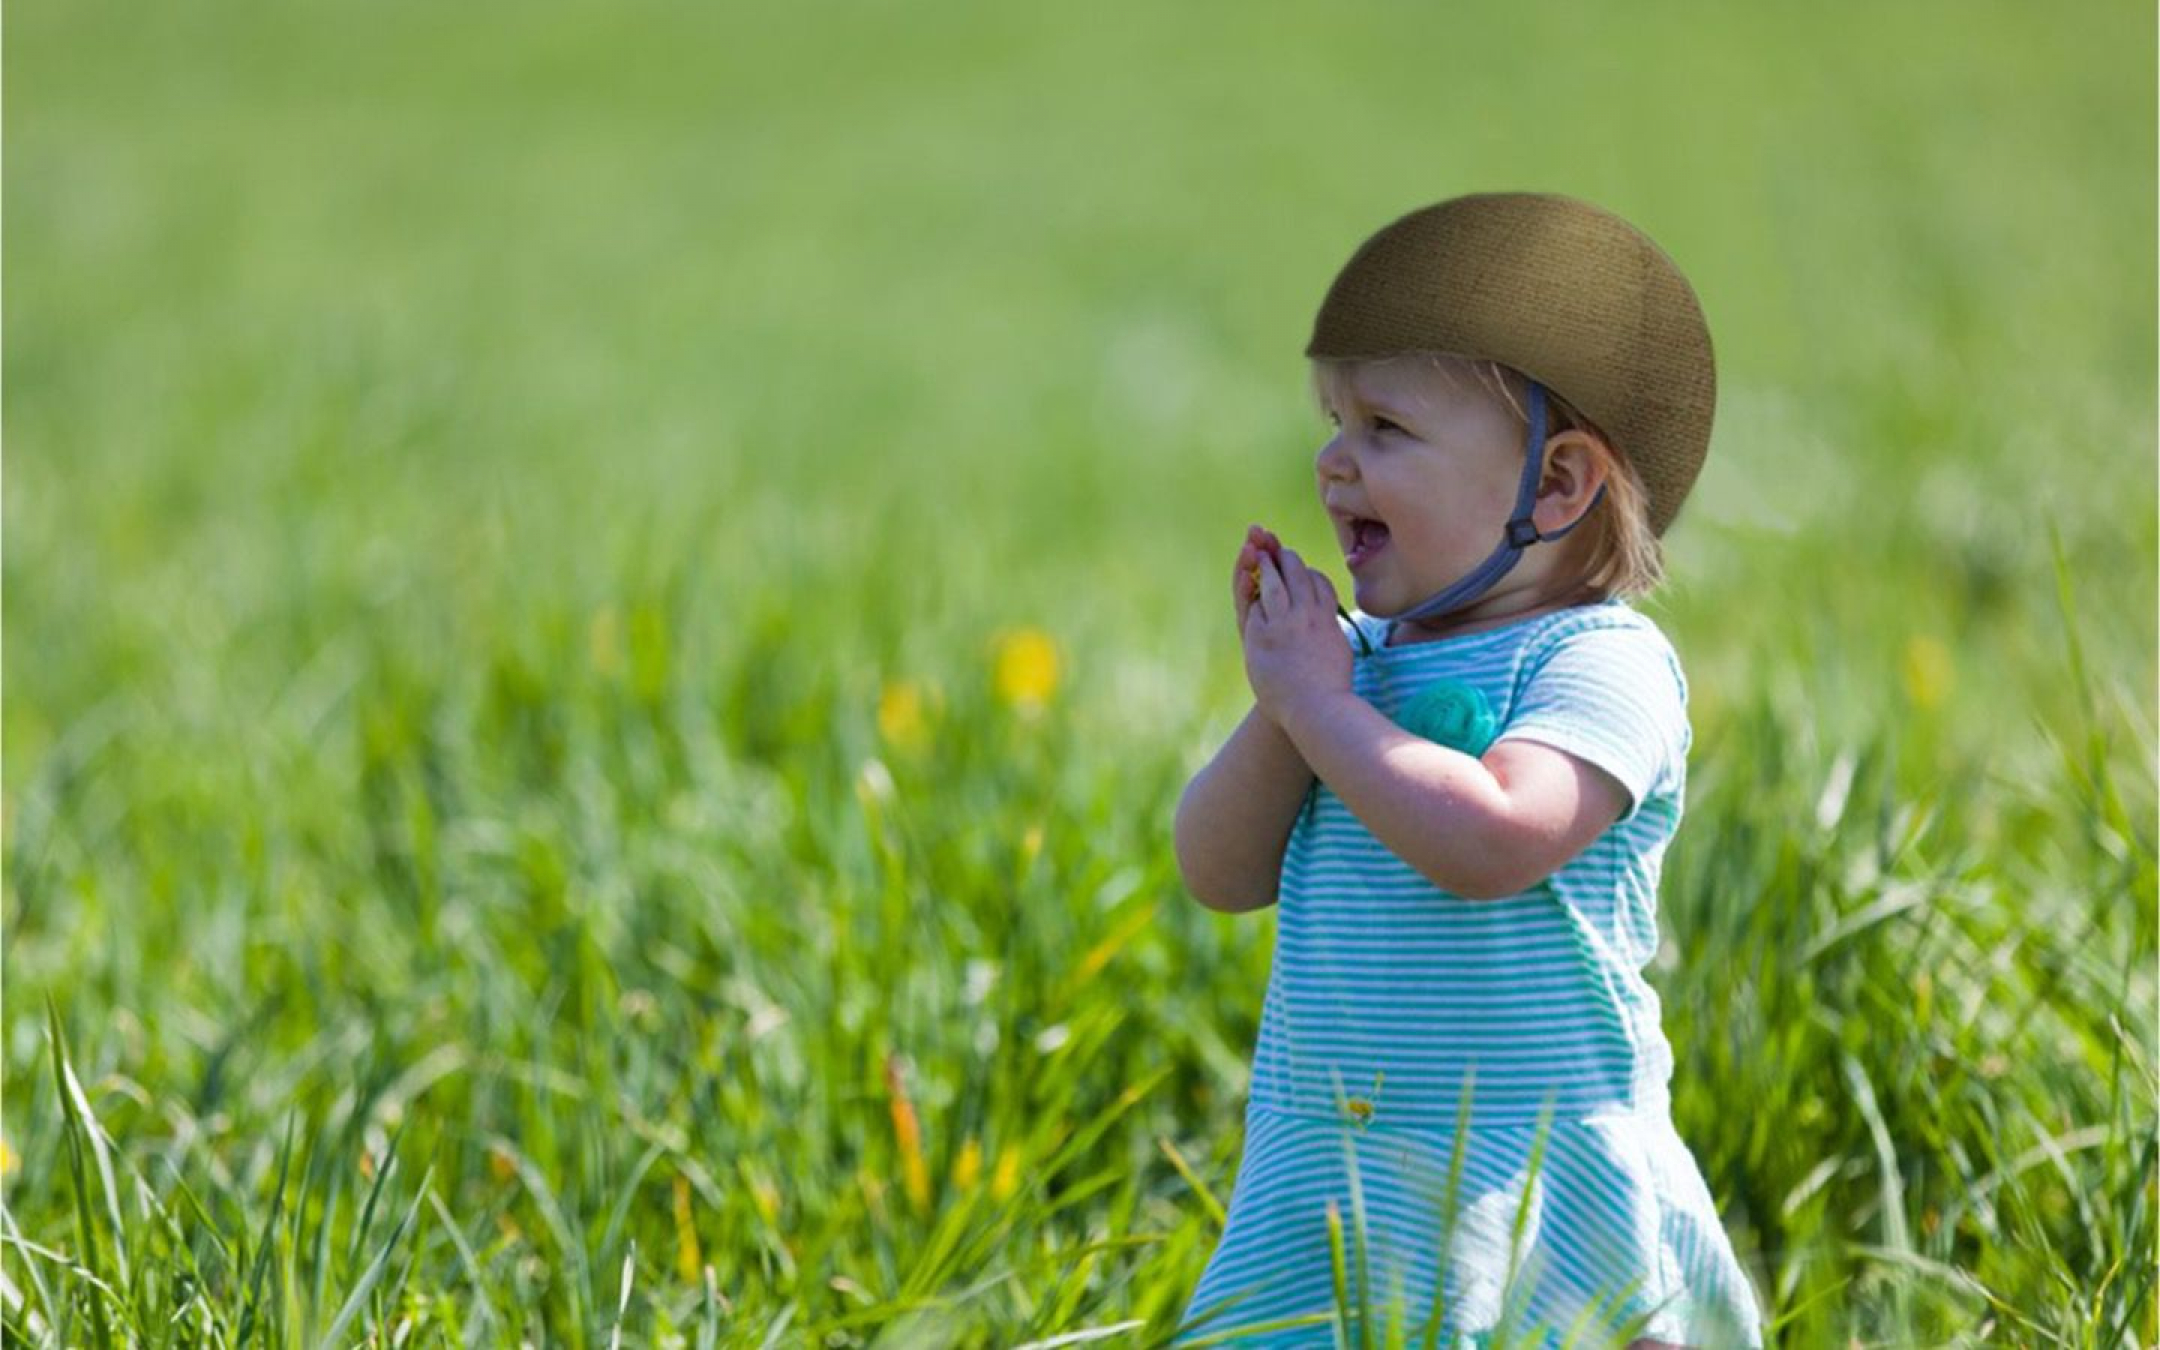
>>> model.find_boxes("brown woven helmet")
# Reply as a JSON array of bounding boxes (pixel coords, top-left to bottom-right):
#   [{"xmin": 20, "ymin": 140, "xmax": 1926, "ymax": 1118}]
[{"xmin": 1305, "ymin": 192, "xmax": 1716, "ymax": 539}]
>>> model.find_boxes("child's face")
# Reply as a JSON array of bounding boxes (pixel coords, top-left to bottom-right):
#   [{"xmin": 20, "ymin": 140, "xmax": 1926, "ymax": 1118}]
[{"xmin": 1312, "ymin": 356, "xmax": 1534, "ymax": 619}]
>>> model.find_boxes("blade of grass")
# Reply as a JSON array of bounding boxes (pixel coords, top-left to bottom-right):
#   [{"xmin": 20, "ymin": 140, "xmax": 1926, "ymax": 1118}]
[
  {"xmin": 1339, "ymin": 1126, "xmax": 1373, "ymax": 1350},
  {"xmin": 1174, "ymin": 1308, "xmax": 1340, "ymax": 1348},
  {"xmin": 344, "ymin": 1113, "xmax": 409, "ymax": 1276},
  {"xmin": 1011, "ymin": 1317, "xmax": 1147, "ymax": 1349},
  {"xmin": 1327, "ymin": 1198, "xmax": 1350, "ymax": 1350},
  {"xmin": 234, "ymin": 1113, "xmax": 299, "ymax": 1349},
  {"xmin": 1490, "ymin": 1100, "xmax": 1555, "ymax": 1350},
  {"xmin": 316, "ymin": 1165, "xmax": 433, "ymax": 1350},
  {"xmin": 424, "ymin": 1188, "xmax": 500, "ymax": 1345},
  {"xmin": 608, "ymin": 1240, "xmax": 636, "ymax": 1350},
  {"xmin": 1, "ymin": 1174, "xmax": 64, "ymax": 1345},
  {"xmin": 1156, "ymin": 1136, "xmax": 1226, "ymax": 1231},
  {"xmin": 45, "ymin": 999, "xmax": 113, "ymax": 1350},
  {"xmin": 1414, "ymin": 1073, "xmax": 1474, "ymax": 1350}
]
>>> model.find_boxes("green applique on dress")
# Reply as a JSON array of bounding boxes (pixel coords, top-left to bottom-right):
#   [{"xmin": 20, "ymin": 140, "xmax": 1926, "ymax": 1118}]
[{"xmin": 1394, "ymin": 680, "xmax": 1499, "ymax": 756}]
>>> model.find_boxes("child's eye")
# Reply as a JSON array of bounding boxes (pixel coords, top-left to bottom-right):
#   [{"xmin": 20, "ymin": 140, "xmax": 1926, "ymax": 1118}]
[{"xmin": 1373, "ymin": 417, "xmax": 1405, "ymax": 436}]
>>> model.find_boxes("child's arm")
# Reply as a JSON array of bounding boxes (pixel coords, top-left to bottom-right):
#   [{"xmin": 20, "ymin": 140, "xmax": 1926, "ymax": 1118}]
[
  {"xmin": 1174, "ymin": 703, "xmax": 1315, "ymax": 913},
  {"xmin": 1240, "ymin": 546, "xmax": 1639, "ymax": 900},
  {"xmin": 1174, "ymin": 524, "xmax": 1316, "ymax": 913},
  {"xmin": 1271, "ymin": 693, "xmax": 1627, "ymax": 900}
]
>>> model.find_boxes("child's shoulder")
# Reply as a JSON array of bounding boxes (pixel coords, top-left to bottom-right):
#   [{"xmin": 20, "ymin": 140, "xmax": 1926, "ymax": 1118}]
[
  {"xmin": 1522, "ymin": 598, "xmax": 1690, "ymax": 706},
  {"xmin": 1534, "ymin": 596, "xmax": 1677, "ymax": 647}
]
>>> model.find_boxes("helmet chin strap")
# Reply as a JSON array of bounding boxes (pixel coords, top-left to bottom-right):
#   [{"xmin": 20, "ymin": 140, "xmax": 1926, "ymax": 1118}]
[{"xmin": 1385, "ymin": 381, "xmax": 1607, "ymax": 640}]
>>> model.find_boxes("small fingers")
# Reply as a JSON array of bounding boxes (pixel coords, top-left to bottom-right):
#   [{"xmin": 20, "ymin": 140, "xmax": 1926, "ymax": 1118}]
[
  {"xmin": 1254, "ymin": 549, "xmax": 1286, "ymax": 621},
  {"xmin": 1307, "ymin": 567, "xmax": 1335, "ymax": 610},
  {"xmin": 1274, "ymin": 547, "xmax": 1311, "ymax": 600}
]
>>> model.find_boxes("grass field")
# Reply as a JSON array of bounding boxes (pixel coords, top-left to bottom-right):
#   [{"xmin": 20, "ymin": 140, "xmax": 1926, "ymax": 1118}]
[{"xmin": 5, "ymin": 0, "xmax": 2156, "ymax": 1344}]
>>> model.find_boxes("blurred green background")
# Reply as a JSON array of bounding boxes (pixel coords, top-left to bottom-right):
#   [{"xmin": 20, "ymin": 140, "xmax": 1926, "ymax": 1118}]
[{"xmin": 6, "ymin": 0, "xmax": 2154, "ymax": 1344}]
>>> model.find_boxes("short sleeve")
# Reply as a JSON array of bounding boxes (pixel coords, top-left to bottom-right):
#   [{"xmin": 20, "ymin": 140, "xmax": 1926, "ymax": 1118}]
[{"xmin": 1493, "ymin": 620, "xmax": 1688, "ymax": 824}]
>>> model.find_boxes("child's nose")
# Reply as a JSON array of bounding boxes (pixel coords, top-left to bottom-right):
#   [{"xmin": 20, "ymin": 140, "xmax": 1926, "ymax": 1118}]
[{"xmin": 1315, "ymin": 434, "xmax": 1354, "ymax": 482}]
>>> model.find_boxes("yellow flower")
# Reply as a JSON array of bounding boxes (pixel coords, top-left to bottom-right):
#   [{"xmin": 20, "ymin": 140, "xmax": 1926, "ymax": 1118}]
[
  {"xmin": 951, "ymin": 1136, "xmax": 983, "ymax": 1194},
  {"xmin": 747, "ymin": 1168, "xmax": 782, "ymax": 1226},
  {"xmin": 672, "ymin": 1172, "xmax": 702, "ymax": 1284},
  {"xmin": 1901, "ymin": 635, "xmax": 1953, "ymax": 711},
  {"xmin": 884, "ymin": 1054, "xmax": 931, "ymax": 1212},
  {"xmin": 990, "ymin": 627, "xmax": 1060, "ymax": 713},
  {"xmin": 877, "ymin": 679, "xmax": 933, "ymax": 752},
  {"xmin": 0, "ymin": 1136, "xmax": 17, "ymax": 1177},
  {"xmin": 990, "ymin": 1143, "xmax": 1023, "ymax": 1202}
]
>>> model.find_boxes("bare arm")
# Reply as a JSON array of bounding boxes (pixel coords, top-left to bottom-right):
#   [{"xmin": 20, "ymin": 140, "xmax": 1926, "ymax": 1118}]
[
  {"xmin": 1271, "ymin": 690, "xmax": 1630, "ymax": 904},
  {"xmin": 1273, "ymin": 689, "xmax": 1513, "ymax": 898},
  {"xmin": 1174, "ymin": 525, "xmax": 1320, "ymax": 913},
  {"xmin": 1174, "ymin": 703, "xmax": 1315, "ymax": 913}
]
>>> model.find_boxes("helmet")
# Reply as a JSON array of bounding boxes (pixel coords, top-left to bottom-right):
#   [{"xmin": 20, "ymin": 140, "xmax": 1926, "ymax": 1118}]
[{"xmin": 1306, "ymin": 192, "xmax": 1716, "ymax": 612}]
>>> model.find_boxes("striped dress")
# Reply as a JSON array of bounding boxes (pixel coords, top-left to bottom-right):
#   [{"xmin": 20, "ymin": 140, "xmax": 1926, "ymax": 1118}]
[{"xmin": 1177, "ymin": 598, "xmax": 1762, "ymax": 1348}]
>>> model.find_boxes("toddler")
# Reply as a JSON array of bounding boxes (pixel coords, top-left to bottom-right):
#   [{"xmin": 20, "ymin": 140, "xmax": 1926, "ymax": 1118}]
[{"xmin": 1172, "ymin": 194, "xmax": 1763, "ymax": 1347}]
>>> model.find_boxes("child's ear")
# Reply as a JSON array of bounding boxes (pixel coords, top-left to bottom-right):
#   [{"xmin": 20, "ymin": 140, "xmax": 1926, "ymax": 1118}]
[{"xmin": 1536, "ymin": 430, "xmax": 1609, "ymax": 503}]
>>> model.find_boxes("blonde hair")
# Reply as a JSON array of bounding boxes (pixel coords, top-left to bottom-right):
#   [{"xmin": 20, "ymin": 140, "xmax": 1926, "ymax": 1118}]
[{"xmin": 1308, "ymin": 352, "xmax": 1666, "ymax": 601}]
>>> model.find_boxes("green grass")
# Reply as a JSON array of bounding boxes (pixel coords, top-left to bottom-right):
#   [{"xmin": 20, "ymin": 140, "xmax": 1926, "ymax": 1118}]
[{"xmin": 5, "ymin": 0, "xmax": 2155, "ymax": 1344}]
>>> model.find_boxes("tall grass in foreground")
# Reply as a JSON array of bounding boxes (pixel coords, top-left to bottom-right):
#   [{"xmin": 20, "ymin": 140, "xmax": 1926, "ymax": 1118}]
[{"xmin": 5, "ymin": 516, "xmax": 2151, "ymax": 1345}]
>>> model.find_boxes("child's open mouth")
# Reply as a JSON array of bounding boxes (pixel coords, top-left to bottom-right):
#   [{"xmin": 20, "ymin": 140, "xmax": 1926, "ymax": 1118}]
[{"xmin": 1345, "ymin": 518, "xmax": 1390, "ymax": 570}]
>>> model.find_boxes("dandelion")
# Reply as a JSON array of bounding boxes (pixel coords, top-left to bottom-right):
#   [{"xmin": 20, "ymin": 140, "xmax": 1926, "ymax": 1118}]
[
  {"xmin": 990, "ymin": 627, "xmax": 1060, "ymax": 713},
  {"xmin": 1901, "ymin": 634, "xmax": 1953, "ymax": 710},
  {"xmin": 0, "ymin": 1135, "xmax": 17, "ymax": 1178},
  {"xmin": 877, "ymin": 679, "xmax": 933, "ymax": 752},
  {"xmin": 951, "ymin": 1136, "xmax": 983, "ymax": 1194},
  {"xmin": 991, "ymin": 1143, "xmax": 1023, "ymax": 1202}
]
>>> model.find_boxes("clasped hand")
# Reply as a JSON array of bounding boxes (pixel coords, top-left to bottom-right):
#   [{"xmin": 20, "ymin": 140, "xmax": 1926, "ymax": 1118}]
[{"xmin": 1233, "ymin": 524, "xmax": 1353, "ymax": 729}]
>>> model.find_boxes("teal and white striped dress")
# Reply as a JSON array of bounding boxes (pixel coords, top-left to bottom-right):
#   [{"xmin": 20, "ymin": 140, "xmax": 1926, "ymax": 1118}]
[{"xmin": 1178, "ymin": 598, "xmax": 1762, "ymax": 1348}]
